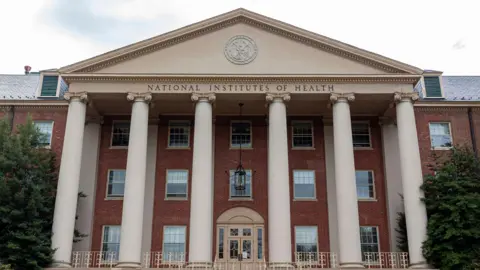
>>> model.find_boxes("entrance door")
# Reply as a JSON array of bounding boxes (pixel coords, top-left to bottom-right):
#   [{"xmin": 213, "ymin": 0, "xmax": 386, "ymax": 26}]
[
  {"xmin": 216, "ymin": 225, "xmax": 264, "ymax": 269},
  {"xmin": 228, "ymin": 226, "xmax": 254, "ymax": 262}
]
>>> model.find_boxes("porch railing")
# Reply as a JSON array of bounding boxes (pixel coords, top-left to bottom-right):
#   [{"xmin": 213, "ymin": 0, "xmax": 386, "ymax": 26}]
[{"xmin": 70, "ymin": 251, "xmax": 409, "ymax": 268}]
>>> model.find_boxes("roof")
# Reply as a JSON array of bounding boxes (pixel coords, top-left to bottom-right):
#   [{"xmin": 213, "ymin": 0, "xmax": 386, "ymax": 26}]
[
  {"xmin": 0, "ymin": 74, "xmax": 40, "ymax": 100},
  {"xmin": 416, "ymin": 76, "xmax": 480, "ymax": 101}
]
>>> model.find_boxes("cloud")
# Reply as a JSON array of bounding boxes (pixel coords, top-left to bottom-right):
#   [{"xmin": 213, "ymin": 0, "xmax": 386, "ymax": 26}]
[
  {"xmin": 452, "ymin": 39, "xmax": 466, "ymax": 50},
  {"xmin": 38, "ymin": 0, "xmax": 181, "ymax": 46}
]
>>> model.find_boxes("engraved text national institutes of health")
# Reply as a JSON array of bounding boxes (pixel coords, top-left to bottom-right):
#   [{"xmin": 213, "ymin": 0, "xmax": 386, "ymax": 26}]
[{"xmin": 147, "ymin": 84, "xmax": 335, "ymax": 93}]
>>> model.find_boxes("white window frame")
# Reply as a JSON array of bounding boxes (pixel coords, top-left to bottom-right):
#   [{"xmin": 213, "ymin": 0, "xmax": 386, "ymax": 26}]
[
  {"xmin": 162, "ymin": 225, "xmax": 187, "ymax": 261},
  {"xmin": 360, "ymin": 226, "xmax": 380, "ymax": 263},
  {"xmin": 105, "ymin": 169, "xmax": 126, "ymax": 199},
  {"xmin": 230, "ymin": 121, "xmax": 253, "ymax": 149},
  {"xmin": 428, "ymin": 122, "xmax": 453, "ymax": 150},
  {"xmin": 352, "ymin": 121, "xmax": 372, "ymax": 149},
  {"xmin": 291, "ymin": 121, "xmax": 315, "ymax": 149},
  {"xmin": 110, "ymin": 121, "xmax": 130, "ymax": 148},
  {"xmin": 167, "ymin": 120, "xmax": 191, "ymax": 149},
  {"xmin": 100, "ymin": 225, "xmax": 121, "ymax": 260},
  {"xmin": 294, "ymin": 226, "xmax": 319, "ymax": 257},
  {"xmin": 165, "ymin": 169, "xmax": 189, "ymax": 200},
  {"xmin": 229, "ymin": 169, "xmax": 253, "ymax": 200},
  {"xmin": 293, "ymin": 170, "xmax": 316, "ymax": 200},
  {"xmin": 355, "ymin": 170, "xmax": 376, "ymax": 200},
  {"xmin": 33, "ymin": 120, "xmax": 54, "ymax": 148}
]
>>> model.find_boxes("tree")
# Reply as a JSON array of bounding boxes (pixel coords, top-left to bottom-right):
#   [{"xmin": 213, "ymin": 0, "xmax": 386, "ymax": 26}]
[
  {"xmin": 395, "ymin": 195, "xmax": 409, "ymax": 253},
  {"xmin": 0, "ymin": 117, "xmax": 57, "ymax": 269},
  {"xmin": 421, "ymin": 146, "xmax": 480, "ymax": 270}
]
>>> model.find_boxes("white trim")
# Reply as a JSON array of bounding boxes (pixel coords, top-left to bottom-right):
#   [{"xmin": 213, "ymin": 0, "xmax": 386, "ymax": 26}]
[
  {"xmin": 291, "ymin": 120, "xmax": 315, "ymax": 149},
  {"xmin": 110, "ymin": 120, "xmax": 130, "ymax": 148},
  {"xmin": 428, "ymin": 122, "xmax": 453, "ymax": 150},
  {"xmin": 167, "ymin": 120, "xmax": 191, "ymax": 149},
  {"xmin": 292, "ymin": 170, "xmax": 316, "ymax": 200},
  {"xmin": 351, "ymin": 121, "xmax": 372, "ymax": 148},
  {"xmin": 355, "ymin": 170, "xmax": 376, "ymax": 200},
  {"xmin": 105, "ymin": 169, "xmax": 126, "ymax": 200},
  {"xmin": 229, "ymin": 169, "xmax": 253, "ymax": 200},
  {"xmin": 230, "ymin": 120, "xmax": 253, "ymax": 149},
  {"xmin": 164, "ymin": 169, "xmax": 189, "ymax": 200}
]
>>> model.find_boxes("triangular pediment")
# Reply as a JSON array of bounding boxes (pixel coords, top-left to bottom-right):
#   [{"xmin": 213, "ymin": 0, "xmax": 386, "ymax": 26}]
[{"xmin": 59, "ymin": 9, "xmax": 422, "ymax": 75}]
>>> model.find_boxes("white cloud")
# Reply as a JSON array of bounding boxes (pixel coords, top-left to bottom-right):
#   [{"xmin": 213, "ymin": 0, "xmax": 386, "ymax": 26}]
[{"xmin": 0, "ymin": 0, "xmax": 478, "ymax": 74}]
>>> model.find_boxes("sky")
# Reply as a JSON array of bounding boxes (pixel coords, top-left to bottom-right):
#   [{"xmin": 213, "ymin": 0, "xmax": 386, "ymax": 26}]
[{"xmin": 0, "ymin": 0, "xmax": 478, "ymax": 75}]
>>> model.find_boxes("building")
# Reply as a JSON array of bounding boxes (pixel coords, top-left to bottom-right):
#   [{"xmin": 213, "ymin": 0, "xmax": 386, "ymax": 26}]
[{"xmin": 1, "ymin": 8, "xmax": 480, "ymax": 269}]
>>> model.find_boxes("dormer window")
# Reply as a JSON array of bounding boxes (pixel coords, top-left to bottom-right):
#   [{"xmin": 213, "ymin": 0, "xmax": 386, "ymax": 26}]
[
  {"xmin": 423, "ymin": 76, "xmax": 443, "ymax": 98},
  {"xmin": 40, "ymin": 75, "xmax": 59, "ymax": 97}
]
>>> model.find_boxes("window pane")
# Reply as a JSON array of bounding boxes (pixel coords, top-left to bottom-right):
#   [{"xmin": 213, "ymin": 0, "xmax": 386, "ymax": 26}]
[
  {"xmin": 352, "ymin": 123, "xmax": 371, "ymax": 147},
  {"xmin": 166, "ymin": 170, "xmax": 188, "ymax": 198},
  {"xmin": 163, "ymin": 226, "xmax": 186, "ymax": 261},
  {"xmin": 295, "ymin": 227, "xmax": 318, "ymax": 254},
  {"xmin": 231, "ymin": 122, "xmax": 251, "ymax": 147},
  {"xmin": 112, "ymin": 122, "xmax": 130, "ymax": 146},
  {"xmin": 230, "ymin": 170, "xmax": 252, "ymax": 198},
  {"xmin": 360, "ymin": 227, "xmax": 379, "ymax": 261},
  {"xmin": 108, "ymin": 170, "xmax": 125, "ymax": 197},
  {"xmin": 219, "ymin": 228, "xmax": 224, "ymax": 259},
  {"xmin": 293, "ymin": 122, "xmax": 313, "ymax": 148},
  {"xmin": 102, "ymin": 226, "xmax": 121, "ymax": 259},
  {"xmin": 257, "ymin": 228, "xmax": 263, "ymax": 259},
  {"xmin": 294, "ymin": 171, "xmax": 315, "ymax": 199},
  {"xmin": 356, "ymin": 171, "xmax": 374, "ymax": 199},
  {"xmin": 429, "ymin": 123, "xmax": 452, "ymax": 148},
  {"xmin": 169, "ymin": 121, "xmax": 190, "ymax": 147},
  {"xmin": 34, "ymin": 121, "xmax": 53, "ymax": 146}
]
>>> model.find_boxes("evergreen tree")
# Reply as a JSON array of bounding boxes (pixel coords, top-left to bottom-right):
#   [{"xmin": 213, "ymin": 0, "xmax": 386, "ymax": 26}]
[
  {"xmin": 0, "ymin": 117, "xmax": 56, "ymax": 269},
  {"xmin": 395, "ymin": 194, "xmax": 409, "ymax": 253},
  {"xmin": 421, "ymin": 146, "xmax": 480, "ymax": 270}
]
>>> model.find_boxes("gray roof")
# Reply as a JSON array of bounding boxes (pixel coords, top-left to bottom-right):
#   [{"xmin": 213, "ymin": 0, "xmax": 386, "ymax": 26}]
[
  {"xmin": 416, "ymin": 76, "xmax": 480, "ymax": 101},
  {"xmin": 0, "ymin": 74, "xmax": 40, "ymax": 100}
]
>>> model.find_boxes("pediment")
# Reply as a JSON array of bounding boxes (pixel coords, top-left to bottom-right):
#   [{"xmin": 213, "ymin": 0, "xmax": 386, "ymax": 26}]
[{"xmin": 60, "ymin": 9, "xmax": 422, "ymax": 75}]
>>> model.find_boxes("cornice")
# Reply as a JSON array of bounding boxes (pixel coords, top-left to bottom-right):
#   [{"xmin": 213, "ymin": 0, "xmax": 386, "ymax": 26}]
[
  {"xmin": 414, "ymin": 107, "xmax": 468, "ymax": 112},
  {"xmin": 59, "ymin": 12, "xmax": 421, "ymax": 75},
  {"xmin": 0, "ymin": 101, "xmax": 68, "ymax": 108},
  {"xmin": 61, "ymin": 74, "xmax": 420, "ymax": 84}
]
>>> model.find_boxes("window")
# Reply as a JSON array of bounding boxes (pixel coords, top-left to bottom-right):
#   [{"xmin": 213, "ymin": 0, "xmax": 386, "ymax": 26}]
[
  {"xmin": 352, "ymin": 123, "xmax": 371, "ymax": 147},
  {"xmin": 257, "ymin": 228, "xmax": 263, "ymax": 260},
  {"xmin": 107, "ymin": 170, "xmax": 125, "ymax": 198},
  {"xmin": 292, "ymin": 121, "xmax": 313, "ymax": 148},
  {"xmin": 34, "ymin": 121, "xmax": 54, "ymax": 147},
  {"xmin": 360, "ymin": 226, "xmax": 379, "ymax": 261},
  {"xmin": 231, "ymin": 122, "xmax": 252, "ymax": 148},
  {"xmin": 166, "ymin": 170, "xmax": 188, "ymax": 199},
  {"xmin": 229, "ymin": 170, "xmax": 252, "ymax": 198},
  {"xmin": 295, "ymin": 226, "xmax": 318, "ymax": 261},
  {"xmin": 356, "ymin": 171, "xmax": 375, "ymax": 199},
  {"xmin": 429, "ymin": 123, "xmax": 452, "ymax": 149},
  {"xmin": 424, "ymin": 76, "xmax": 443, "ymax": 98},
  {"xmin": 111, "ymin": 122, "xmax": 130, "ymax": 147},
  {"xmin": 168, "ymin": 121, "xmax": 190, "ymax": 148},
  {"xmin": 102, "ymin": 226, "xmax": 121, "ymax": 259},
  {"xmin": 39, "ymin": 75, "xmax": 59, "ymax": 97},
  {"xmin": 163, "ymin": 226, "xmax": 186, "ymax": 261},
  {"xmin": 293, "ymin": 170, "xmax": 315, "ymax": 199},
  {"xmin": 218, "ymin": 228, "xmax": 225, "ymax": 259}
]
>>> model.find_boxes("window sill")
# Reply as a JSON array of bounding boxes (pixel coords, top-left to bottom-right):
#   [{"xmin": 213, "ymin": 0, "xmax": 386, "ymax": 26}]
[
  {"xmin": 431, "ymin": 147, "xmax": 452, "ymax": 151},
  {"xmin": 229, "ymin": 147, "xmax": 254, "ymax": 150},
  {"xmin": 291, "ymin": 147, "xmax": 315, "ymax": 150},
  {"xmin": 358, "ymin": 198, "xmax": 377, "ymax": 202},
  {"xmin": 293, "ymin": 198, "xmax": 317, "ymax": 201},
  {"xmin": 166, "ymin": 147, "xmax": 191, "ymax": 150},
  {"xmin": 229, "ymin": 198, "xmax": 253, "ymax": 201},
  {"xmin": 105, "ymin": 197, "xmax": 124, "ymax": 200},
  {"xmin": 109, "ymin": 146, "xmax": 128, "ymax": 150},
  {"xmin": 165, "ymin": 197, "xmax": 188, "ymax": 201},
  {"xmin": 354, "ymin": 147, "xmax": 373, "ymax": 151}
]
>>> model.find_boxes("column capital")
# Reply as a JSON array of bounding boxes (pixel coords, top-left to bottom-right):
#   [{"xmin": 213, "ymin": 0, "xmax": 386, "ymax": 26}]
[
  {"xmin": 127, "ymin": 92, "xmax": 152, "ymax": 102},
  {"xmin": 64, "ymin": 91, "xmax": 88, "ymax": 103},
  {"xmin": 191, "ymin": 92, "xmax": 216, "ymax": 103},
  {"xmin": 393, "ymin": 92, "xmax": 419, "ymax": 103},
  {"xmin": 330, "ymin": 92, "xmax": 355, "ymax": 104},
  {"xmin": 265, "ymin": 93, "xmax": 291, "ymax": 103}
]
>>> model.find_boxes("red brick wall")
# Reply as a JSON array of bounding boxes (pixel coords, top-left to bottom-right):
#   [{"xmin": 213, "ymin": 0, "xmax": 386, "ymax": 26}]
[
  {"xmin": 288, "ymin": 117, "xmax": 329, "ymax": 255},
  {"xmin": 353, "ymin": 117, "xmax": 390, "ymax": 252}
]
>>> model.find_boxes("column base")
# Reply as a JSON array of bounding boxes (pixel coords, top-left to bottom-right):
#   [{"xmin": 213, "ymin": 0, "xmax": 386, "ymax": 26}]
[
  {"xmin": 339, "ymin": 262, "xmax": 365, "ymax": 268},
  {"xmin": 115, "ymin": 261, "xmax": 141, "ymax": 268}
]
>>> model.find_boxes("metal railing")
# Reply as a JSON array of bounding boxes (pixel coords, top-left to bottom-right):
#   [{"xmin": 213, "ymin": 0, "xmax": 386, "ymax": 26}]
[
  {"xmin": 213, "ymin": 259, "xmax": 268, "ymax": 270},
  {"xmin": 364, "ymin": 252, "xmax": 409, "ymax": 269},
  {"xmin": 143, "ymin": 252, "xmax": 187, "ymax": 268},
  {"xmin": 294, "ymin": 252, "xmax": 338, "ymax": 268},
  {"xmin": 71, "ymin": 251, "xmax": 118, "ymax": 268}
]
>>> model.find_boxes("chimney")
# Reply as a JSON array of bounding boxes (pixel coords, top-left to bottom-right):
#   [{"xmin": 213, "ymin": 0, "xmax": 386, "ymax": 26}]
[{"xmin": 24, "ymin": 65, "xmax": 32, "ymax": 75}]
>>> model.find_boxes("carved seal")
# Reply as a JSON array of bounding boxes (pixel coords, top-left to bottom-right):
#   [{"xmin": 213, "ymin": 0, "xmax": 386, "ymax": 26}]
[{"xmin": 224, "ymin": 35, "xmax": 258, "ymax": 65}]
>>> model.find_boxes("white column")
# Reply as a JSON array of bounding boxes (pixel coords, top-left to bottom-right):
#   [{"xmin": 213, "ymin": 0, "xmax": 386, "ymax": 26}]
[
  {"xmin": 117, "ymin": 92, "xmax": 151, "ymax": 268},
  {"xmin": 330, "ymin": 93, "xmax": 363, "ymax": 268},
  {"xmin": 51, "ymin": 92, "xmax": 88, "ymax": 268},
  {"xmin": 394, "ymin": 92, "xmax": 430, "ymax": 269},
  {"xmin": 188, "ymin": 93, "xmax": 215, "ymax": 266},
  {"xmin": 266, "ymin": 93, "xmax": 293, "ymax": 266}
]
